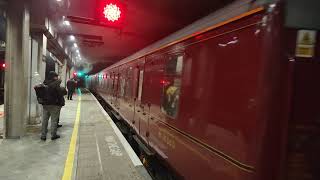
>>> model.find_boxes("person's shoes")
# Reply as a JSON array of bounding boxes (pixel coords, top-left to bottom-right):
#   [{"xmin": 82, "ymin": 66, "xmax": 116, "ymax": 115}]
[
  {"xmin": 57, "ymin": 124, "xmax": 62, "ymax": 128},
  {"xmin": 41, "ymin": 136, "xmax": 46, "ymax": 141},
  {"xmin": 51, "ymin": 135, "xmax": 60, "ymax": 140}
]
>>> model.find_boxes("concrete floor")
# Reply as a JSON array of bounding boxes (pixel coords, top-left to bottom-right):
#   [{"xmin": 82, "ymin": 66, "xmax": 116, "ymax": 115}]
[
  {"xmin": 0, "ymin": 104, "xmax": 4, "ymax": 138},
  {"xmin": 76, "ymin": 92, "xmax": 150, "ymax": 180},
  {"xmin": 0, "ymin": 91, "xmax": 151, "ymax": 180},
  {"xmin": 0, "ymin": 96, "xmax": 78, "ymax": 180}
]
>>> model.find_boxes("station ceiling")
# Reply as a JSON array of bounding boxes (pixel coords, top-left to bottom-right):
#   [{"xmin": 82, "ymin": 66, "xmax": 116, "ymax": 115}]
[{"xmin": 61, "ymin": 0, "xmax": 234, "ymax": 73}]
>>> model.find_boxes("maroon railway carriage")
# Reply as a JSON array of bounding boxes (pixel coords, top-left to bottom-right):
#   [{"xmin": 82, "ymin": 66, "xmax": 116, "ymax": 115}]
[{"xmin": 88, "ymin": 0, "xmax": 320, "ymax": 179}]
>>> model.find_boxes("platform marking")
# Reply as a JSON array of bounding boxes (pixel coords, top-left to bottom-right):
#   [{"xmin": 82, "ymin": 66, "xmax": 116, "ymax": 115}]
[
  {"xmin": 105, "ymin": 136, "xmax": 123, "ymax": 156},
  {"xmin": 90, "ymin": 93, "xmax": 143, "ymax": 167},
  {"xmin": 62, "ymin": 90, "xmax": 82, "ymax": 180},
  {"xmin": 94, "ymin": 133, "xmax": 104, "ymax": 177}
]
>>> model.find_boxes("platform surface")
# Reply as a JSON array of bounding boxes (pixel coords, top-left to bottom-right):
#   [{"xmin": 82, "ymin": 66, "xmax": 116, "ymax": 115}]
[
  {"xmin": 0, "ymin": 104, "xmax": 4, "ymax": 139},
  {"xmin": 0, "ymin": 90, "xmax": 151, "ymax": 180}
]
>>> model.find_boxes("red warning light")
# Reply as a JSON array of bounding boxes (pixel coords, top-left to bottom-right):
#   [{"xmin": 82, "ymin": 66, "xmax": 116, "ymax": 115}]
[
  {"xmin": 98, "ymin": 0, "xmax": 126, "ymax": 27},
  {"xmin": 103, "ymin": 3, "xmax": 121, "ymax": 22},
  {"xmin": 2, "ymin": 63, "xmax": 5, "ymax": 68},
  {"xmin": 160, "ymin": 80, "xmax": 170, "ymax": 85}
]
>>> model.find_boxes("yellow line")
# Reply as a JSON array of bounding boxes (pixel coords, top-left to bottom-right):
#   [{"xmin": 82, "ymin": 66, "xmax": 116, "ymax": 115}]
[{"xmin": 62, "ymin": 95, "xmax": 82, "ymax": 180}]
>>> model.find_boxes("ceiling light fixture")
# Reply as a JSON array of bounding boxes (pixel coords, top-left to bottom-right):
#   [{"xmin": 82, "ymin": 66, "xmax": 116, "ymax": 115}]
[
  {"xmin": 103, "ymin": 3, "xmax": 121, "ymax": 22},
  {"xmin": 70, "ymin": 35, "xmax": 75, "ymax": 41},
  {"xmin": 73, "ymin": 43, "xmax": 78, "ymax": 48},
  {"xmin": 63, "ymin": 20, "xmax": 71, "ymax": 26}
]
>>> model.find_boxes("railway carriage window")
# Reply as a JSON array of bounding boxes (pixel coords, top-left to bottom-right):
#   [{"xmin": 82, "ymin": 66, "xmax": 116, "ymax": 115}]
[
  {"xmin": 161, "ymin": 55, "xmax": 184, "ymax": 119},
  {"xmin": 125, "ymin": 68, "xmax": 133, "ymax": 98},
  {"xmin": 115, "ymin": 74, "xmax": 120, "ymax": 95},
  {"xmin": 103, "ymin": 75, "xmax": 106, "ymax": 88},
  {"xmin": 120, "ymin": 74, "xmax": 126, "ymax": 97},
  {"xmin": 112, "ymin": 74, "xmax": 115, "ymax": 92},
  {"xmin": 107, "ymin": 75, "xmax": 112, "ymax": 94},
  {"xmin": 165, "ymin": 56, "xmax": 184, "ymax": 75},
  {"xmin": 138, "ymin": 70, "xmax": 144, "ymax": 101},
  {"xmin": 99, "ymin": 75, "xmax": 103, "ymax": 86}
]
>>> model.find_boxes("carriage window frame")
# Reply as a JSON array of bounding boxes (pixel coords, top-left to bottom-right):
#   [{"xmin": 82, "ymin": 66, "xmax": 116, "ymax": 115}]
[
  {"xmin": 125, "ymin": 67, "xmax": 133, "ymax": 99},
  {"xmin": 137, "ymin": 69, "xmax": 144, "ymax": 101},
  {"xmin": 119, "ymin": 71, "xmax": 126, "ymax": 98},
  {"xmin": 161, "ymin": 54, "xmax": 184, "ymax": 119}
]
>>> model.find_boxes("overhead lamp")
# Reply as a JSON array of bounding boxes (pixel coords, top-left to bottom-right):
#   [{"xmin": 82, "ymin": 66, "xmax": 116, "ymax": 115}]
[
  {"xmin": 77, "ymin": 72, "xmax": 83, "ymax": 77},
  {"xmin": 103, "ymin": 3, "xmax": 121, "ymax": 22},
  {"xmin": 70, "ymin": 35, "xmax": 75, "ymax": 41},
  {"xmin": 97, "ymin": 0, "xmax": 126, "ymax": 27},
  {"xmin": 63, "ymin": 20, "xmax": 71, "ymax": 26}
]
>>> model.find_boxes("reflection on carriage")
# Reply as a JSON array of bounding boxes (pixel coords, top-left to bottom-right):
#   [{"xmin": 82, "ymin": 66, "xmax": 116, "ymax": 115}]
[{"xmin": 161, "ymin": 79, "xmax": 181, "ymax": 118}]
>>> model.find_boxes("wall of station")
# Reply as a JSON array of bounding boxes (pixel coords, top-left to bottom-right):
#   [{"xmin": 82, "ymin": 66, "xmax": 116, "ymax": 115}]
[{"xmin": 1, "ymin": 0, "xmax": 73, "ymax": 138}]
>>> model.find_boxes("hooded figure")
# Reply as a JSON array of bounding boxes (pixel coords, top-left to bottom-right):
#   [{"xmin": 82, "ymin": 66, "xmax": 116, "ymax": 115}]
[
  {"xmin": 41, "ymin": 71, "xmax": 66, "ymax": 141},
  {"xmin": 66, "ymin": 78, "xmax": 77, "ymax": 100}
]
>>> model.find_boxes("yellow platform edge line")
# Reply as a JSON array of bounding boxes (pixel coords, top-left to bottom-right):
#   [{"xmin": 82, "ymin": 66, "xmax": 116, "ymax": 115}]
[{"xmin": 62, "ymin": 95, "xmax": 82, "ymax": 180}]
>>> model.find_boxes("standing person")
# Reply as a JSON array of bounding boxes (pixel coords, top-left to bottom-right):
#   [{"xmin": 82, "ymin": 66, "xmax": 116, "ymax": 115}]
[
  {"xmin": 67, "ymin": 78, "xmax": 76, "ymax": 100},
  {"xmin": 40, "ymin": 71, "xmax": 65, "ymax": 141},
  {"xmin": 57, "ymin": 86, "xmax": 67, "ymax": 128}
]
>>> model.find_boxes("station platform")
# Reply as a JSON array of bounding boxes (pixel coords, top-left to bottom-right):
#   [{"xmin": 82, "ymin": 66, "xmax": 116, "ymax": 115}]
[
  {"xmin": 0, "ymin": 104, "xmax": 3, "ymax": 139},
  {"xmin": 0, "ymin": 89, "xmax": 151, "ymax": 180}
]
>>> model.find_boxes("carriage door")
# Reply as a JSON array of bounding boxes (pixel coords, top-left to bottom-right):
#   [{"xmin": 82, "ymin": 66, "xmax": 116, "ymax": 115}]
[
  {"xmin": 143, "ymin": 55, "xmax": 165, "ymax": 144},
  {"xmin": 115, "ymin": 73, "xmax": 121, "ymax": 108},
  {"xmin": 286, "ymin": 42, "xmax": 320, "ymax": 180},
  {"xmin": 285, "ymin": 3, "xmax": 320, "ymax": 178},
  {"xmin": 111, "ymin": 72, "xmax": 116, "ymax": 104},
  {"xmin": 136, "ymin": 69, "xmax": 144, "ymax": 134}
]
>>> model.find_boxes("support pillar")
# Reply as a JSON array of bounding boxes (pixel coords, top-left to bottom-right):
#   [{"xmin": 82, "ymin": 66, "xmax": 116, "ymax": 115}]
[
  {"xmin": 38, "ymin": 35, "xmax": 47, "ymax": 81},
  {"xmin": 60, "ymin": 60, "xmax": 67, "ymax": 87},
  {"xmin": 4, "ymin": 0, "xmax": 31, "ymax": 138}
]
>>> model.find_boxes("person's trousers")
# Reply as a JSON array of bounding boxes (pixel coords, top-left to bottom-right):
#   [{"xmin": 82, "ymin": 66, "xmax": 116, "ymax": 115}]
[
  {"xmin": 41, "ymin": 105, "xmax": 61, "ymax": 138},
  {"xmin": 67, "ymin": 89, "xmax": 74, "ymax": 100}
]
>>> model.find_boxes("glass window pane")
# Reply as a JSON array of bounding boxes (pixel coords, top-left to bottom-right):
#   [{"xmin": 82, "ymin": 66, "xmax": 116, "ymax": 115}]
[
  {"xmin": 165, "ymin": 55, "xmax": 184, "ymax": 75},
  {"xmin": 138, "ymin": 70, "xmax": 144, "ymax": 101},
  {"xmin": 161, "ymin": 78, "xmax": 181, "ymax": 119}
]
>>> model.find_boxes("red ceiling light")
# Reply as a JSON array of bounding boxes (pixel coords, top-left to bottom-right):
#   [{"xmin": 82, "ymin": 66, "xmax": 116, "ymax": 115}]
[
  {"xmin": 103, "ymin": 3, "xmax": 121, "ymax": 22},
  {"xmin": 98, "ymin": 0, "xmax": 126, "ymax": 27}
]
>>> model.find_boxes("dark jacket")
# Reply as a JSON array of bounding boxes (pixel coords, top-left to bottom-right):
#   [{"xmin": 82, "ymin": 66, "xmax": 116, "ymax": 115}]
[
  {"xmin": 43, "ymin": 79, "xmax": 66, "ymax": 106},
  {"xmin": 67, "ymin": 79, "xmax": 76, "ymax": 91}
]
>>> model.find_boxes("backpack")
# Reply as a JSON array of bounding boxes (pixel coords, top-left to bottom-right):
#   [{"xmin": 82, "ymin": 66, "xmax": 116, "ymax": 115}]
[{"xmin": 34, "ymin": 83, "xmax": 49, "ymax": 104}]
